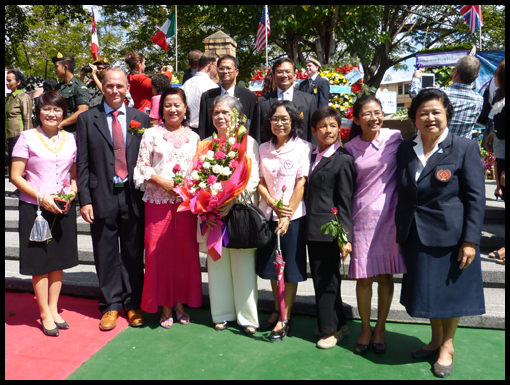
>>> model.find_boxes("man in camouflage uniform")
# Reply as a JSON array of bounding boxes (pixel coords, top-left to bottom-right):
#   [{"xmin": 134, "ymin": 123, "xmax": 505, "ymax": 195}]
[
  {"xmin": 83, "ymin": 57, "xmax": 110, "ymax": 109},
  {"xmin": 53, "ymin": 53, "xmax": 89, "ymax": 133}
]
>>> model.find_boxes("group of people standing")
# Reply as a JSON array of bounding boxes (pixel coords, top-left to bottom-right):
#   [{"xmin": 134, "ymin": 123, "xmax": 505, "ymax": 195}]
[{"xmin": 9, "ymin": 52, "xmax": 498, "ymax": 379}]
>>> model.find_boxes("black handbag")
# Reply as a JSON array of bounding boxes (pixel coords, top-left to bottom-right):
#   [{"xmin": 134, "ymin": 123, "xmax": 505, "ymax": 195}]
[{"xmin": 225, "ymin": 191, "xmax": 272, "ymax": 249}]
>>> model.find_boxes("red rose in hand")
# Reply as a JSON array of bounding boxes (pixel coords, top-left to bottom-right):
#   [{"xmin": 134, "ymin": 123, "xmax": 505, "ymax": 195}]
[{"xmin": 173, "ymin": 164, "xmax": 181, "ymax": 174}]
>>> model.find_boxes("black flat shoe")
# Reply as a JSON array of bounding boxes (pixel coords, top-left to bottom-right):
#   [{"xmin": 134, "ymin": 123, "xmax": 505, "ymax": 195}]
[
  {"xmin": 41, "ymin": 319, "xmax": 59, "ymax": 337},
  {"xmin": 242, "ymin": 326, "xmax": 257, "ymax": 337},
  {"xmin": 433, "ymin": 357, "xmax": 454, "ymax": 378},
  {"xmin": 55, "ymin": 321, "xmax": 69, "ymax": 330},
  {"xmin": 372, "ymin": 342, "xmax": 386, "ymax": 354},
  {"xmin": 260, "ymin": 311, "xmax": 279, "ymax": 331},
  {"xmin": 269, "ymin": 319, "xmax": 292, "ymax": 341},
  {"xmin": 214, "ymin": 321, "xmax": 232, "ymax": 331},
  {"xmin": 355, "ymin": 343, "xmax": 371, "ymax": 355},
  {"xmin": 411, "ymin": 347, "xmax": 440, "ymax": 360}
]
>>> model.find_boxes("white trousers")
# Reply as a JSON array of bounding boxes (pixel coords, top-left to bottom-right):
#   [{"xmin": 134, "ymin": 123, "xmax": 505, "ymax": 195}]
[{"xmin": 207, "ymin": 248, "xmax": 259, "ymax": 328}]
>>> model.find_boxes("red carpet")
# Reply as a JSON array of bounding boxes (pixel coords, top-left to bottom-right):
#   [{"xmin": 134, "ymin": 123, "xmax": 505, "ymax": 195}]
[{"xmin": 5, "ymin": 292, "xmax": 129, "ymax": 380}]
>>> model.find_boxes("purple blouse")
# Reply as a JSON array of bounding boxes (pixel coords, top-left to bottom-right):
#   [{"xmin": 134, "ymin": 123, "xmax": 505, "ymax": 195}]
[{"xmin": 12, "ymin": 126, "xmax": 77, "ymax": 205}]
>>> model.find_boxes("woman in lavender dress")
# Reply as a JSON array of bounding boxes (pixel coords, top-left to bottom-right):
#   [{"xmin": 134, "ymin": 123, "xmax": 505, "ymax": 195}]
[{"xmin": 344, "ymin": 95, "xmax": 406, "ymax": 355}]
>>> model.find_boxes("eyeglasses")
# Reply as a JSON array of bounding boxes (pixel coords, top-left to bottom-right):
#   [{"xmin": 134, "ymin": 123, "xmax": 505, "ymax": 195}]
[
  {"xmin": 359, "ymin": 111, "xmax": 384, "ymax": 120},
  {"xmin": 41, "ymin": 106, "xmax": 64, "ymax": 115},
  {"xmin": 271, "ymin": 117, "xmax": 291, "ymax": 125},
  {"xmin": 218, "ymin": 67, "xmax": 235, "ymax": 73}
]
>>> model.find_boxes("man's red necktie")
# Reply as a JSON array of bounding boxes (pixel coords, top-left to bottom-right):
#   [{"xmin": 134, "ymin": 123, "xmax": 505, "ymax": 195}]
[{"xmin": 111, "ymin": 110, "xmax": 128, "ymax": 180}]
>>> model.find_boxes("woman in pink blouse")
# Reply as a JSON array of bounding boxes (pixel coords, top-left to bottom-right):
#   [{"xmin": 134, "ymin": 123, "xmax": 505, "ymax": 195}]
[
  {"xmin": 134, "ymin": 87, "xmax": 202, "ymax": 329},
  {"xmin": 257, "ymin": 100, "xmax": 313, "ymax": 341},
  {"xmin": 343, "ymin": 95, "xmax": 406, "ymax": 355},
  {"xmin": 11, "ymin": 92, "xmax": 78, "ymax": 337}
]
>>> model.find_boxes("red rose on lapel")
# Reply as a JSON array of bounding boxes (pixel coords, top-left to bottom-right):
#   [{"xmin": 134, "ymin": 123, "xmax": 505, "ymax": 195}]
[{"xmin": 128, "ymin": 120, "xmax": 145, "ymax": 135}]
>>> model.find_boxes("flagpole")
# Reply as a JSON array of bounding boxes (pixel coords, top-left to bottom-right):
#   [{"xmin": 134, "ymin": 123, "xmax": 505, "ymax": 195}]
[
  {"xmin": 175, "ymin": 5, "xmax": 178, "ymax": 74},
  {"xmin": 265, "ymin": 5, "xmax": 269, "ymax": 70}
]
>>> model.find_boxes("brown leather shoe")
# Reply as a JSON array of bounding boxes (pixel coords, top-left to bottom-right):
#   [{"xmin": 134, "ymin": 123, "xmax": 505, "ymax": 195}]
[
  {"xmin": 99, "ymin": 310, "xmax": 119, "ymax": 331},
  {"xmin": 127, "ymin": 309, "xmax": 144, "ymax": 327}
]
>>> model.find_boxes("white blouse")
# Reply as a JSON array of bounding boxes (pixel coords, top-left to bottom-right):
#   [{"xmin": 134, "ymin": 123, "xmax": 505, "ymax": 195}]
[{"xmin": 134, "ymin": 125, "xmax": 200, "ymax": 204}]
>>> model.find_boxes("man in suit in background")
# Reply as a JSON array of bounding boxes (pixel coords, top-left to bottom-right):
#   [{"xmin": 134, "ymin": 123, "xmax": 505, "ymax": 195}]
[
  {"xmin": 252, "ymin": 58, "xmax": 317, "ymax": 145},
  {"xmin": 182, "ymin": 50, "xmax": 203, "ymax": 85},
  {"xmin": 77, "ymin": 68, "xmax": 150, "ymax": 331},
  {"xmin": 299, "ymin": 58, "xmax": 330, "ymax": 109},
  {"xmin": 198, "ymin": 55, "xmax": 257, "ymax": 140}
]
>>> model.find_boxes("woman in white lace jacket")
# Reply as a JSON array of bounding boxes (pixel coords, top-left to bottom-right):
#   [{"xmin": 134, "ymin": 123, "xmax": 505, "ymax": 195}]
[{"xmin": 133, "ymin": 87, "xmax": 202, "ymax": 329}]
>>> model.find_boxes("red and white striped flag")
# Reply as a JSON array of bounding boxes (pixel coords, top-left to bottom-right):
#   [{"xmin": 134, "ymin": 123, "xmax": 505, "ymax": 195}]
[
  {"xmin": 91, "ymin": 9, "xmax": 99, "ymax": 60},
  {"xmin": 255, "ymin": 5, "xmax": 270, "ymax": 53}
]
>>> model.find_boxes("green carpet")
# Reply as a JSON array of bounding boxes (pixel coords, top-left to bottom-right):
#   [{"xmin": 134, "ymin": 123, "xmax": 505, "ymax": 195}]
[{"xmin": 67, "ymin": 308, "xmax": 505, "ymax": 380}]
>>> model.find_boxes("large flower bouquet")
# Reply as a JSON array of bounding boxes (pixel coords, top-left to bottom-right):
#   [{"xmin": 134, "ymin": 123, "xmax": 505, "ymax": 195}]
[
  {"xmin": 319, "ymin": 64, "xmax": 365, "ymax": 118},
  {"xmin": 175, "ymin": 109, "xmax": 252, "ymax": 261}
]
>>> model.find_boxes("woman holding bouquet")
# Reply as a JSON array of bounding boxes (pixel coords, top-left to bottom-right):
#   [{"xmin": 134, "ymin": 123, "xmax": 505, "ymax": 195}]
[
  {"xmin": 305, "ymin": 106, "xmax": 356, "ymax": 349},
  {"xmin": 256, "ymin": 101, "xmax": 313, "ymax": 340},
  {"xmin": 202, "ymin": 95, "xmax": 261, "ymax": 336},
  {"xmin": 134, "ymin": 87, "xmax": 202, "ymax": 328},
  {"xmin": 343, "ymin": 95, "xmax": 406, "ymax": 355},
  {"xmin": 11, "ymin": 91, "xmax": 78, "ymax": 336}
]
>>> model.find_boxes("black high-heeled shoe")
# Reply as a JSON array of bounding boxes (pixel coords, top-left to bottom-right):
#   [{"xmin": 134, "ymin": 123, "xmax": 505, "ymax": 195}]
[
  {"xmin": 269, "ymin": 319, "xmax": 292, "ymax": 341},
  {"xmin": 41, "ymin": 319, "xmax": 59, "ymax": 337},
  {"xmin": 55, "ymin": 320, "xmax": 69, "ymax": 330}
]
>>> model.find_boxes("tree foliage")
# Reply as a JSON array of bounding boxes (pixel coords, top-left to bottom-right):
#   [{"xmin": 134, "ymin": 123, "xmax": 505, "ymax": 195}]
[{"xmin": 5, "ymin": 5, "xmax": 505, "ymax": 89}]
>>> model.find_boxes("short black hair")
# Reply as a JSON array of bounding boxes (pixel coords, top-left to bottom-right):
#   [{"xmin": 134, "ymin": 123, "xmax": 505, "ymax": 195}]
[
  {"xmin": 408, "ymin": 88, "xmax": 454, "ymax": 124},
  {"xmin": 151, "ymin": 74, "xmax": 171, "ymax": 95},
  {"xmin": 272, "ymin": 58, "xmax": 295, "ymax": 73},
  {"xmin": 35, "ymin": 91, "xmax": 68, "ymax": 126},
  {"xmin": 346, "ymin": 95, "xmax": 383, "ymax": 142},
  {"xmin": 262, "ymin": 100, "xmax": 303, "ymax": 144},
  {"xmin": 159, "ymin": 87, "xmax": 191, "ymax": 127},
  {"xmin": 7, "ymin": 70, "xmax": 28, "ymax": 89},
  {"xmin": 218, "ymin": 55, "xmax": 239, "ymax": 70},
  {"xmin": 311, "ymin": 106, "xmax": 342, "ymax": 130}
]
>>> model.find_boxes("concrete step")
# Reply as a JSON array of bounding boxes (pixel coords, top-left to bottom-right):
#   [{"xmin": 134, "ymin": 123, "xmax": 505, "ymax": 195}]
[
  {"xmin": 5, "ymin": 259, "xmax": 505, "ymax": 330},
  {"xmin": 4, "ymin": 231, "xmax": 506, "ymax": 288}
]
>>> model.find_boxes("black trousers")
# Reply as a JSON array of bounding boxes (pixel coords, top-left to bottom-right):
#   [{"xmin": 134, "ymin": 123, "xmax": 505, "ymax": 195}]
[
  {"xmin": 90, "ymin": 185, "xmax": 145, "ymax": 314},
  {"xmin": 308, "ymin": 241, "xmax": 347, "ymax": 334}
]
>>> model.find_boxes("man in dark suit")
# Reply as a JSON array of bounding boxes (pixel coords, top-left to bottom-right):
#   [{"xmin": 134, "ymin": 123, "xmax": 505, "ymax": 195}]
[
  {"xmin": 252, "ymin": 58, "xmax": 317, "ymax": 145},
  {"xmin": 299, "ymin": 58, "xmax": 330, "ymax": 109},
  {"xmin": 77, "ymin": 68, "xmax": 150, "ymax": 331},
  {"xmin": 198, "ymin": 55, "xmax": 257, "ymax": 140}
]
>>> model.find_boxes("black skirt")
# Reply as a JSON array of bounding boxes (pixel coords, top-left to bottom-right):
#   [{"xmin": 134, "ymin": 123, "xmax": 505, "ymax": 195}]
[
  {"xmin": 18, "ymin": 200, "xmax": 79, "ymax": 276},
  {"xmin": 256, "ymin": 216, "xmax": 307, "ymax": 283},
  {"xmin": 400, "ymin": 222, "xmax": 486, "ymax": 319}
]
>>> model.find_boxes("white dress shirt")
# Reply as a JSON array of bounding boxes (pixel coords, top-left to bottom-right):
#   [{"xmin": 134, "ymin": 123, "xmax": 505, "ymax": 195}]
[
  {"xmin": 181, "ymin": 72, "xmax": 219, "ymax": 128},
  {"xmin": 412, "ymin": 127, "xmax": 450, "ymax": 181},
  {"xmin": 277, "ymin": 86, "xmax": 294, "ymax": 102},
  {"xmin": 221, "ymin": 85, "xmax": 236, "ymax": 97}
]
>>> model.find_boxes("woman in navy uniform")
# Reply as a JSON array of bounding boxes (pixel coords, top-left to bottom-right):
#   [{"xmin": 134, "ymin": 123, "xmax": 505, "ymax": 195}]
[{"xmin": 395, "ymin": 88, "xmax": 486, "ymax": 378}]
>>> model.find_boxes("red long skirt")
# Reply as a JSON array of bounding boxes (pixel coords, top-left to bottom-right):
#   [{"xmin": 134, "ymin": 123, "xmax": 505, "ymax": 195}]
[{"xmin": 141, "ymin": 202, "xmax": 202, "ymax": 313}]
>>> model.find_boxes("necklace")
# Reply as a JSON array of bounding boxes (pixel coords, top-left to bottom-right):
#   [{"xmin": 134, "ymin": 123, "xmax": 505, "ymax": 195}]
[{"xmin": 36, "ymin": 128, "xmax": 66, "ymax": 154}]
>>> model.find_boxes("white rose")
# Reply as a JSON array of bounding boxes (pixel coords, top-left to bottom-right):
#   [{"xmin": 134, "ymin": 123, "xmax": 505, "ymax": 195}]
[
  {"xmin": 212, "ymin": 164, "xmax": 222, "ymax": 174},
  {"xmin": 190, "ymin": 187, "xmax": 197, "ymax": 194},
  {"xmin": 203, "ymin": 161, "xmax": 211, "ymax": 170},
  {"xmin": 221, "ymin": 166, "xmax": 232, "ymax": 177},
  {"xmin": 228, "ymin": 151, "xmax": 236, "ymax": 159},
  {"xmin": 207, "ymin": 151, "xmax": 215, "ymax": 160},
  {"xmin": 200, "ymin": 155, "xmax": 206, "ymax": 162},
  {"xmin": 211, "ymin": 182, "xmax": 223, "ymax": 194},
  {"xmin": 191, "ymin": 170, "xmax": 200, "ymax": 181},
  {"xmin": 199, "ymin": 182, "xmax": 207, "ymax": 189},
  {"xmin": 228, "ymin": 137, "xmax": 236, "ymax": 145}
]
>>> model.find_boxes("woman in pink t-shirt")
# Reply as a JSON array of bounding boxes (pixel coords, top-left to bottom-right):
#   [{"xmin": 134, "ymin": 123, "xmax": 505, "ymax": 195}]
[
  {"xmin": 11, "ymin": 91, "xmax": 78, "ymax": 337},
  {"xmin": 257, "ymin": 100, "xmax": 313, "ymax": 341}
]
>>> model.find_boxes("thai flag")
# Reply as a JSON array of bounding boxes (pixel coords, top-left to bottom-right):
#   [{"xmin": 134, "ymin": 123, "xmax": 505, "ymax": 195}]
[
  {"xmin": 255, "ymin": 5, "xmax": 270, "ymax": 52},
  {"xmin": 458, "ymin": 5, "xmax": 483, "ymax": 34}
]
